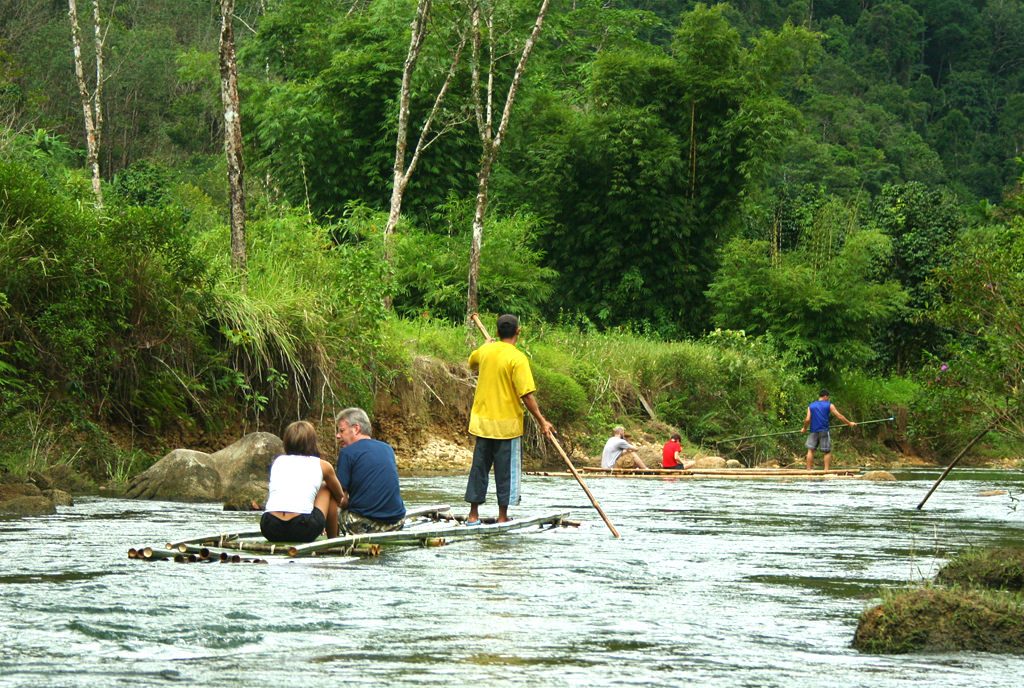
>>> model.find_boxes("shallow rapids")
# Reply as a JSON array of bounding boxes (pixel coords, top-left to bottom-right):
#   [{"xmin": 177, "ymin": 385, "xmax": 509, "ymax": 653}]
[{"xmin": 1, "ymin": 469, "xmax": 1023, "ymax": 687}]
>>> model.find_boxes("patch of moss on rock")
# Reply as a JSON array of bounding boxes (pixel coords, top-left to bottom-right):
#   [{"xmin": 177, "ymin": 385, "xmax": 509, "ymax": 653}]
[
  {"xmin": 854, "ymin": 587, "xmax": 1024, "ymax": 654},
  {"xmin": 936, "ymin": 548, "xmax": 1024, "ymax": 591}
]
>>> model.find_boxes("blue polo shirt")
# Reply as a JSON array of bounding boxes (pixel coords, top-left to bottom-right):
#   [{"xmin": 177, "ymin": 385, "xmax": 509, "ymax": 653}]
[{"xmin": 336, "ymin": 438, "xmax": 406, "ymax": 523}]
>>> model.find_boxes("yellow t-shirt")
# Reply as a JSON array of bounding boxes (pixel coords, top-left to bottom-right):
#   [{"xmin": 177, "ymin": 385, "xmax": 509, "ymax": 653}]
[{"xmin": 468, "ymin": 341, "xmax": 537, "ymax": 439}]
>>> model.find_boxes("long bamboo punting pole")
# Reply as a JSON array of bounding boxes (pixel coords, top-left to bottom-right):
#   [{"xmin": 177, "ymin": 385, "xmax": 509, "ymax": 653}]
[
  {"xmin": 546, "ymin": 435, "xmax": 621, "ymax": 538},
  {"xmin": 916, "ymin": 417, "xmax": 1001, "ymax": 510},
  {"xmin": 471, "ymin": 313, "xmax": 620, "ymax": 538}
]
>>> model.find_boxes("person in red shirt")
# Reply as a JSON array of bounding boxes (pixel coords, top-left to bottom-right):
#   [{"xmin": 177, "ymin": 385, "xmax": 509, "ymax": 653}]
[{"xmin": 662, "ymin": 433, "xmax": 687, "ymax": 469}]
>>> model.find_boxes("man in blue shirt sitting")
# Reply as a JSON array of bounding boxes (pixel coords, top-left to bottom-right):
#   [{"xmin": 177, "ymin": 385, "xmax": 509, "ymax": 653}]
[
  {"xmin": 802, "ymin": 389, "xmax": 857, "ymax": 471},
  {"xmin": 334, "ymin": 407, "xmax": 406, "ymax": 534}
]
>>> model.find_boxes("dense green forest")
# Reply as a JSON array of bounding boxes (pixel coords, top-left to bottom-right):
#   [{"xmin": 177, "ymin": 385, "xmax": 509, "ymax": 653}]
[{"xmin": 0, "ymin": 0, "xmax": 1022, "ymax": 478}]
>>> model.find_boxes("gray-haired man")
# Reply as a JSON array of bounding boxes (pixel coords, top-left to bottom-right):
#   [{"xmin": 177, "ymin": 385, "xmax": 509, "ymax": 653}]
[{"xmin": 334, "ymin": 407, "xmax": 406, "ymax": 534}]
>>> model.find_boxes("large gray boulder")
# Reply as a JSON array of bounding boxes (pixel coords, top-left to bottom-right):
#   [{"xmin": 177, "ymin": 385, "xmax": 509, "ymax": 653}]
[{"xmin": 127, "ymin": 432, "xmax": 282, "ymax": 507}]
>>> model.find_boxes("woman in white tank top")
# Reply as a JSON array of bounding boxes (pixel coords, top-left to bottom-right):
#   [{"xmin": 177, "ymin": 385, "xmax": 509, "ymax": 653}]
[{"xmin": 260, "ymin": 421, "xmax": 346, "ymax": 542}]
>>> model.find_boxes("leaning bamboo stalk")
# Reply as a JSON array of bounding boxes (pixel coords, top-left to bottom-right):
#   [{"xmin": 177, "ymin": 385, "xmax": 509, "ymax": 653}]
[{"xmin": 917, "ymin": 418, "xmax": 1001, "ymax": 510}]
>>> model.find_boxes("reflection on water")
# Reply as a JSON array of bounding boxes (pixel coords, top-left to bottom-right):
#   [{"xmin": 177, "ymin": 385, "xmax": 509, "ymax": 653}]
[{"xmin": 1, "ymin": 472, "xmax": 1023, "ymax": 687}]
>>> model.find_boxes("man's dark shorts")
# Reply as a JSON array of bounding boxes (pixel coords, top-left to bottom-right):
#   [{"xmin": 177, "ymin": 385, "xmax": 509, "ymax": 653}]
[{"xmin": 465, "ymin": 436, "xmax": 521, "ymax": 507}]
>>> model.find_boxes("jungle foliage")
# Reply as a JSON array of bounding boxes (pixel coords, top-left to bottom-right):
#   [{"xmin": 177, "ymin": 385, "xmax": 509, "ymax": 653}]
[{"xmin": 1, "ymin": 0, "xmax": 1023, "ymax": 471}]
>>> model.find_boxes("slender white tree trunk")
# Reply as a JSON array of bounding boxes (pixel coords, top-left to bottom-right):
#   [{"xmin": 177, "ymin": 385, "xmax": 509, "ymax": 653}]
[
  {"xmin": 465, "ymin": 0, "xmax": 551, "ymax": 325},
  {"xmin": 385, "ymin": 0, "xmax": 466, "ymax": 248},
  {"xmin": 219, "ymin": 0, "xmax": 247, "ymax": 272},
  {"xmin": 68, "ymin": 0, "xmax": 104, "ymax": 206},
  {"xmin": 386, "ymin": 0, "xmax": 432, "ymax": 241}
]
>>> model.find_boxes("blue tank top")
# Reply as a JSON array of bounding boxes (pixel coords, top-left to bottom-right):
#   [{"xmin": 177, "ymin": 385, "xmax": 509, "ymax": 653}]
[{"xmin": 809, "ymin": 400, "xmax": 832, "ymax": 433}]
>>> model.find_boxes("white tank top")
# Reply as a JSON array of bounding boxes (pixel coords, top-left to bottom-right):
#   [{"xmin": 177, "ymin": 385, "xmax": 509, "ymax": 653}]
[{"xmin": 264, "ymin": 455, "xmax": 323, "ymax": 514}]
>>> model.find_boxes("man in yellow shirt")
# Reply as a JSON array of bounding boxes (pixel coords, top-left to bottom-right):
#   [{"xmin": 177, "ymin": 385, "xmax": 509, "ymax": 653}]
[{"xmin": 465, "ymin": 314, "xmax": 554, "ymax": 524}]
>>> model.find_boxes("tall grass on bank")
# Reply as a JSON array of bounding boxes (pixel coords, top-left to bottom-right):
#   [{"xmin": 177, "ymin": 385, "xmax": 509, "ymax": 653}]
[{"xmin": 178, "ymin": 204, "xmax": 394, "ymax": 427}]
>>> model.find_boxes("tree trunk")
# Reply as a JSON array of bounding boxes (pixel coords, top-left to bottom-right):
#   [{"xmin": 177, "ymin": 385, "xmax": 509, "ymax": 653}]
[
  {"xmin": 464, "ymin": 0, "xmax": 551, "ymax": 326},
  {"xmin": 385, "ymin": 0, "xmax": 433, "ymax": 254},
  {"xmin": 67, "ymin": 0, "xmax": 103, "ymax": 207},
  {"xmin": 219, "ymin": 0, "xmax": 247, "ymax": 273},
  {"xmin": 384, "ymin": 0, "xmax": 466, "ymax": 280},
  {"xmin": 466, "ymin": 149, "xmax": 495, "ymax": 319}
]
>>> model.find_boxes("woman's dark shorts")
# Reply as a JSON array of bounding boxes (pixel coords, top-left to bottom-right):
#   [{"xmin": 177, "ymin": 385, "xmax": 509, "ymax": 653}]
[{"xmin": 260, "ymin": 507, "xmax": 326, "ymax": 543}]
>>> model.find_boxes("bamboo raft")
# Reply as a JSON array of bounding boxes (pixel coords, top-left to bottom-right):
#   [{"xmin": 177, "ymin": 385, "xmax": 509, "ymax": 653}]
[
  {"xmin": 527, "ymin": 466, "xmax": 862, "ymax": 480},
  {"xmin": 128, "ymin": 504, "xmax": 576, "ymax": 563}
]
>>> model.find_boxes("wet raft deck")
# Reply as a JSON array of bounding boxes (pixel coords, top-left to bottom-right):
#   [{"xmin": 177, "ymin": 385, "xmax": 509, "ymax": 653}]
[
  {"xmin": 128, "ymin": 504, "xmax": 575, "ymax": 563},
  {"xmin": 528, "ymin": 467, "xmax": 862, "ymax": 480}
]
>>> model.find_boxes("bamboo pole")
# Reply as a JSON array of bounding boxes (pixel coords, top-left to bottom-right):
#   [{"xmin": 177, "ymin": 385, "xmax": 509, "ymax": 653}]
[
  {"xmin": 917, "ymin": 418, "xmax": 1001, "ymax": 510},
  {"xmin": 167, "ymin": 529, "xmax": 263, "ymax": 550},
  {"xmin": 288, "ymin": 512, "xmax": 569, "ymax": 557},
  {"xmin": 529, "ymin": 471, "xmax": 857, "ymax": 481},
  {"xmin": 577, "ymin": 466, "xmax": 857, "ymax": 476},
  {"xmin": 470, "ymin": 313, "xmax": 620, "ymax": 538},
  {"xmin": 165, "ymin": 504, "xmax": 453, "ymax": 551},
  {"xmin": 715, "ymin": 417, "xmax": 896, "ymax": 444},
  {"xmin": 546, "ymin": 435, "xmax": 621, "ymax": 538}
]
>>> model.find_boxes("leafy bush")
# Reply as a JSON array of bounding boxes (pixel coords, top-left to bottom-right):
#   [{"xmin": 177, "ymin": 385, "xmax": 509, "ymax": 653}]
[
  {"xmin": 707, "ymin": 204, "xmax": 908, "ymax": 380},
  {"xmin": 391, "ymin": 210, "xmax": 557, "ymax": 322},
  {"xmin": 532, "ymin": 367, "xmax": 588, "ymax": 428}
]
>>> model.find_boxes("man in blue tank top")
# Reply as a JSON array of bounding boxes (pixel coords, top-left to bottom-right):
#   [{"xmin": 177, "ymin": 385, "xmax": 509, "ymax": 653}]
[{"xmin": 801, "ymin": 389, "xmax": 856, "ymax": 471}]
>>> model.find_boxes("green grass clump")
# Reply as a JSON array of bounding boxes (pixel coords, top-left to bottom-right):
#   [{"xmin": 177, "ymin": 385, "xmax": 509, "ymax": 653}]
[
  {"xmin": 854, "ymin": 586, "xmax": 1024, "ymax": 654},
  {"xmin": 936, "ymin": 548, "xmax": 1024, "ymax": 591}
]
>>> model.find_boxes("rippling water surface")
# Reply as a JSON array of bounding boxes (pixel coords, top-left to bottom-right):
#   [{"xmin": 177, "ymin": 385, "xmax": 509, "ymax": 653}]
[{"xmin": 2, "ymin": 469, "xmax": 1024, "ymax": 687}]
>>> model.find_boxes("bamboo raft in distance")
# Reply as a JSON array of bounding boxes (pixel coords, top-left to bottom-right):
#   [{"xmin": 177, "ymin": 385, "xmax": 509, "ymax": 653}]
[
  {"xmin": 527, "ymin": 466, "xmax": 862, "ymax": 480},
  {"xmin": 128, "ymin": 504, "xmax": 576, "ymax": 563}
]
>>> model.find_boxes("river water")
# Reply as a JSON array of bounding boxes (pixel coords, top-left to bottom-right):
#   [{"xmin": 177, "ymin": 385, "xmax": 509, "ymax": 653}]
[{"xmin": 1, "ymin": 469, "xmax": 1023, "ymax": 687}]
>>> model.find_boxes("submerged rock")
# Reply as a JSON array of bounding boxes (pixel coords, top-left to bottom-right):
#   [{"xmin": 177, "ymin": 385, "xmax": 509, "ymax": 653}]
[
  {"xmin": 859, "ymin": 470, "xmax": 897, "ymax": 481},
  {"xmin": 691, "ymin": 456, "xmax": 727, "ymax": 469},
  {"xmin": 43, "ymin": 489, "xmax": 74, "ymax": 507}
]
